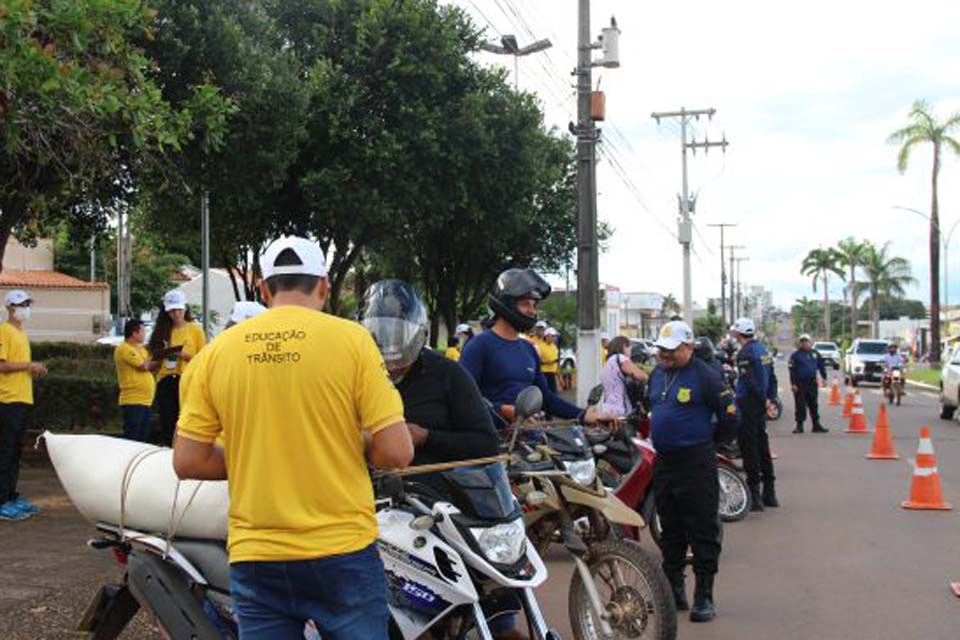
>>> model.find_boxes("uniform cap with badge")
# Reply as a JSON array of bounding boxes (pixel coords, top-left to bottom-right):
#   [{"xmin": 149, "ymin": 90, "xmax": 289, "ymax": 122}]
[
  {"xmin": 655, "ymin": 320, "xmax": 695, "ymax": 350},
  {"xmin": 730, "ymin": 317, "xmax": 756, "ymax": 337}
]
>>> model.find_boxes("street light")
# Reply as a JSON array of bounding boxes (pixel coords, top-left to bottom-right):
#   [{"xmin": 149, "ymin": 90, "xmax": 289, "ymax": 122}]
[
  {"xmin": 892, "ymin": 206, "xmax": 960, "ymax": 309},
  {"xmin": 480, "ymin": 35, "xmax": 553, "ymax": 91}
]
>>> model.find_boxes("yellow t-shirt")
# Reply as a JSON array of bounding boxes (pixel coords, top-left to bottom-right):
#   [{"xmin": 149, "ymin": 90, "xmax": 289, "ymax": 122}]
[
  {"xmin": 156, "ymin": 322, "xmax": 206, "ymax": 380},
  {"xmin": 444, "ymin": 346, "xmax": 461, "ymax": 362},
  {"xmin": 114, "ymin": 342, "xmax": 156, "ymax": 406},
  {"xmin": 538, "ymin": 341, "xmax": 559, "ymax": 374},
  {"xmin": 176, "ymin": 306, "xmax": 404, "ymax": 563},
  {"xmin": 0, "ymin": 322, "xmax": 32, "ymax": 405}
]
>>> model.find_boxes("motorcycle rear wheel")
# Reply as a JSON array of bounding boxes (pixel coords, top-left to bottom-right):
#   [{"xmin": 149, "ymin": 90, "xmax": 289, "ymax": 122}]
[
  {"xmin": 569, "ymin": 540, "xmax": 677, "ymax": 640},
  {"xmin": 718, "ymin": 465, "xmax": 751, "ymax": 522}
]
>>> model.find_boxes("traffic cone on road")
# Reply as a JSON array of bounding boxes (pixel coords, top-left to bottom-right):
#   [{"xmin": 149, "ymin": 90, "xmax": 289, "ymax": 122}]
[
  {"xmin": 842, "ymin": 391, "xmax": 854, "ymax": 418},
  {"xmin": 866, "ymin": 403, "xmax": 899, "ymax": 460},
  {"xmin": 828, "ymin": 382, "xmax": 841, "ymax": 406},
  {"xmin": 845, "ymin": 391, "xmax": 870, "ymax": 434},
  {"xmin": 901, "ymin": 427, "xmax": 952, "ymax": 510}
]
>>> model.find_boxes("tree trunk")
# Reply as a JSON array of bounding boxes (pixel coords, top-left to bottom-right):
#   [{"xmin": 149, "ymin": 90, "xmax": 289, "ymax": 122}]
[
  {"xmin": 870, "ymin": 291, "xmax": 878, "ymax": 339},
  {"xmin": 429, "ymin": 314, "xmax": 440, "ymax": 350},
  {"xmin": 849, "ymin": 266, "xmax": 858, "ymax": 339},
  {"xmin": 823, "ymin": 272, "xmax": 831, "ymax": 339},
  {"xmin": 930, "ymin": 143, "xmax": 942, "ymax": 363}
]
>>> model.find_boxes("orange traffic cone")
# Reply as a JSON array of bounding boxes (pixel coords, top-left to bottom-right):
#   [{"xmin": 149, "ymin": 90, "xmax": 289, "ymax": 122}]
[
  {"xmin": 842, "ymin": 391, "xmax": 854, "ymax": 418},
  {"xmin": 901, "ymin": 427, "xmax": 952, "ymax": 510},
  {"xmin": 845, "ymin": 391, "xmax": 870, "ymax": 434},
  {"xmin": 828, "ymin": 382, "xmax": 841, "ymax": 406},
  {"xmin": 866, "ymin": 403, "xmax": 899, "ymax": 460}
]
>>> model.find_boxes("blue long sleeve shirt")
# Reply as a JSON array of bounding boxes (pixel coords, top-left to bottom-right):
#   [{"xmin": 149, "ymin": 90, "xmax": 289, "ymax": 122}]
[
  {"xmin": 648, "ymin": 358, "xmax": 739, "ymax": 451},
  {"xmin": 788, "ymin": 348, "xmax": 827, "ymax": 385},
  {"xmin": 459, "ymin": 330, "xmax": 582, "ymax": 421},
  {"xmin": 735, "ymin": 339, "xmax": 772, "ymax": 403}
]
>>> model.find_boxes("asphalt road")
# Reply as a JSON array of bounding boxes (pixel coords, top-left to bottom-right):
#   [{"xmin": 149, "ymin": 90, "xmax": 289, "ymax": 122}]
[{"xmin": 537, "ymin": 364, "xmax": 960, "ymax": 639}]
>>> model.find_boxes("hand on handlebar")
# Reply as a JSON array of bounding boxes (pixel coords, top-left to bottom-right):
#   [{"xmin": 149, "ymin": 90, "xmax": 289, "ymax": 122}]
[{"xmin": 582, "ymin": 405, "xmax": 616, "ymax": 424}]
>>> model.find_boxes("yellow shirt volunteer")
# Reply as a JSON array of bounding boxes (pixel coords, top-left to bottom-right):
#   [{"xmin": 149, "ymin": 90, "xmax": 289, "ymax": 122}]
[
  {"xmin": 538, "ymin": 341, "xmax": 559, "ymax": 374},
  {"xmin": 177, "ymin": 306, "xmax": 404, "ymax": 563},
  {"xmin": 444, "ymin": 346, "xmax": 461, "ymax": 362},
  {"xmin": 0, "ymin": 322, "xmax": 32, "ymax": 404},
  {"xmin": 114, "ymin": 342, "xmax": 156, "ymax": 406},
  {"xmin": 156, "ymin": 322, "xmax": 206, "ymax": 380}
]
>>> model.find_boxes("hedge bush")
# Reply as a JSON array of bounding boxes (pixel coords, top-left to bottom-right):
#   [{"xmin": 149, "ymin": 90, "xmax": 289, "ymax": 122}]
[
  {"xmin": 34, "ymin": 374, "xmax": 120, "ymax": 430},
  {"xmin": 32, "ymin": 342, "xmax": 115, "ymax": 362}
]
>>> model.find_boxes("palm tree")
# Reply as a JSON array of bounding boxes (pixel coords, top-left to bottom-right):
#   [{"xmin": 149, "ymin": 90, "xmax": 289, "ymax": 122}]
[
  {"xmin": 857, "ymin": 242, "xmax": 916, "ymax": 338},
  {"xmin": 792, "ymin": 297, "xmax": 819, "ymax": 335},
  {"xmin": 836, "ymin": 237, "xmax": 868, "ymax": 339},
  {"xmin": 661, "ymin": 293, "xmax": 681, "ymax": 319},
  {"xmin": 888, "ymin": 99, "xmax": 960, "ymax": 362},
  {"xmin": 801, "ymin": 248, "xmax": 844, "ymax": 339}
]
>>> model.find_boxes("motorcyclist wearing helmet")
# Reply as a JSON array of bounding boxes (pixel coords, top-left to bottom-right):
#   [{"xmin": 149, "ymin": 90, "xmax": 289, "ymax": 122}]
[
  {"xmin": 882, "ymin": 343, "xmax": 903, "ymax": 374},
  {"xmin": 693, "ymin": 337, "xmax": 724, "ymax": 380},
  {"xmin": 360, "ymin": 280, "xmax": 499, "ymax": 467},
  {"xmin": 460, "ymin": 268, "xmax": 605, "ymax": 423}
]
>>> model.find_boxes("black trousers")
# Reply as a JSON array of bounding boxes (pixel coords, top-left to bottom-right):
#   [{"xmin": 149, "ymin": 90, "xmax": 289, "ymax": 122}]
[
  {"xmin": 653, "ymin": 444, "xmax": 722, "ymax": 577},
  {"xmin": 0, "ymin": 402, "xmax": 30, "ymax": 503},
  {"xmin": 543, "ymin": 372, "xmax": 558, "ymax": 394},
  {"xmin": 737, "ymin": 396, "xmax": 775, "ymax": 490},
  {"xmin": 793, "ymin": 381, "xmax": 821, "ymax": 427},
  {"xmin": 156, "ymin": 376, "xmax": 181, "ymax": 446}
]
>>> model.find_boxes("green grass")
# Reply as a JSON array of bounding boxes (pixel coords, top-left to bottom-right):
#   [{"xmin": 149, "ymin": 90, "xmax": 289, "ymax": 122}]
[{"xmin": 906, "ymin": 369, "xmax": 941, "ymax": 386}]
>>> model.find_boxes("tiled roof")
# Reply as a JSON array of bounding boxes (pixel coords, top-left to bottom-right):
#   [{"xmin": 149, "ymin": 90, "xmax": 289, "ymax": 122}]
[{"xmin": 0, "ymin": 270, "xmax": 108, "ymax": 290}]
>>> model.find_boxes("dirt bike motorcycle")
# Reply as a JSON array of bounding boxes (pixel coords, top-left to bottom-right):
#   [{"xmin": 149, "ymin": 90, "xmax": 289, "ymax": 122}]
[
  {"xmin": 505, "ymin": 387, "xmax": 677, "ymax": 640},
  {"xmin": 883, "ymin": 367, "xmax": 904, "ymax": 406},
  {"xmin": 78, "ymin": 464, "xmax": 560, "ymax": 639}
]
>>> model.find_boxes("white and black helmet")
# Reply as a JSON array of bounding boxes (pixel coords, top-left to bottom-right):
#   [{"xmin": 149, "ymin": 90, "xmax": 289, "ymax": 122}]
[{"xmin": 361, "ymin": 280, "xmax": 429, "ymax": 371}]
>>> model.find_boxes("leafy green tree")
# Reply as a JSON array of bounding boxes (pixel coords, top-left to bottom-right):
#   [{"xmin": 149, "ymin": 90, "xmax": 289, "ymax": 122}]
[
  {"xmin": 835, "ymin": 237, "xmax": 868, "ymax": 339},
  {"xmin": 0, "ymin": 0, "xmax": 232, "ymax": 271},
  {"xmin": 694, "ymin": 300, "xmax": 724, "ymax": 343},
  {"xmin": 856, "ymin": 242, "xmax": 915, "ymax": 337},
  {"xmin": 792, "ymin": 297, "xmax": 820, "ymax": 336},
  {"xmin": 539, "ymin": 293, "xmax": 578, "ymax": 352},
  {"xmin": 661, "ymin": 293, "xmax": 681, "ymax": 318},
  {"xmin": 801, "ymin": 247, "xmax": 844, "ymax": 338},
  {"xmin": 888, "ymin": 99, "xmax": 960, "ymax": 362},
  {"xmin": 859, "ymin": 296, "xmax": 927, "ymax": 321}
]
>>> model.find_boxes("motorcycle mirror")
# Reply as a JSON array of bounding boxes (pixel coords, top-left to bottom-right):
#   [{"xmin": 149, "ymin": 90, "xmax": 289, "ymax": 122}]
[
  {"xmin": 587, "ymin": 384, "xmax": 604, "ymax": 406},
  {"xmin": 515, "ymin": 386, "xmax": 543, "ymax": 421},
  {"xmin": 410, "ymin": 515, "xmax": 435, "ymax": 531}
]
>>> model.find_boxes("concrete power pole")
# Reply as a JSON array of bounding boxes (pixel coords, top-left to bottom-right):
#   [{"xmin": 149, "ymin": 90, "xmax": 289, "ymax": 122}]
[
  {"xmin": 574, "ymin": 2, "xmax": 620, "ymax": 404},
  {"xmin": 726, "ymin": 245, "xmax": 744, "ymax": 321},
  {"xmin": 708, "ymin": 223, "xmax": 736, "ymax": 326},
  {"xmin": 735, "ymin": 256, "xmax": 749, "ymax": 317},
  {"xmin": 201, "ymin": 188, "xmax": 211, "ymax": 339},
  {"xmin": 651, "ymin": 108, "xmax": 729, "ymax": 325}
]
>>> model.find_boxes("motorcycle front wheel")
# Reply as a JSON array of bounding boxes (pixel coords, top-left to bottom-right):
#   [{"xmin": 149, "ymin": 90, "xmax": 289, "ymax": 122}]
[
  {"xmin": 718, "ymin": 465, "xmax": 751, "ymax": 522},
  {"xmin": 568, "ymin": 540, "xmax": 677, "ymax": 640}
]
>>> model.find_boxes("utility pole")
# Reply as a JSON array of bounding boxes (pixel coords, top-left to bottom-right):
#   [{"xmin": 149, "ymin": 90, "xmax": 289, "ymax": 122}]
[
  {"xmin": 735, "ymin": 256, "xmax": 749, "ymax": 317},
  {"xmin": 651, "ymin": 107, "xmax": 729, "ymax": 325},
  {"xmin": 574, "ymin": 3, "xmax": 620, "ymax": 405},
  {"xmin": 708, "ymin": 223, "xmax": 737, "ymax": 325},
  {"xmin": 201, "ymin": 188, "xmax": 211, "ymax": 339},
  {"xmin": 726, "ymin": 245, "xmax": 745, "ymax": 321}
]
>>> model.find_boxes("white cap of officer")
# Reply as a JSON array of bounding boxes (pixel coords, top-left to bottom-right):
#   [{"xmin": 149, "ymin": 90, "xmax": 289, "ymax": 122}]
[
  {"xmin": 798, "ymin": 333, "xmax": 812, "ymax": 343},
  {"xmin": 455, "ymin": 323, "xmax": 470, "ymax": 334},
  {"xmin": 730, "ymin": 317, "xmax": 756, "ymax": 337},
  {"xmin": 654, "ymin": 320, "xmax": 695, "ymax": 350}
]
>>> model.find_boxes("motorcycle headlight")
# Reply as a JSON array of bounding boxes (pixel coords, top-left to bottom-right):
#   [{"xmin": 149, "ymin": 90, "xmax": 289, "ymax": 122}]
[
  {"xmin": 563, "ymin": 458, "xmax": 597, "ymax": 486},
  {"xmin": 470, "ymin": 518, "xmax": 526, "ymax": 565}
]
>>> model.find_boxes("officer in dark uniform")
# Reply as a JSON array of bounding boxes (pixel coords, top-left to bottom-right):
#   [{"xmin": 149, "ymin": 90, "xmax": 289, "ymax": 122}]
[
  {"xmin": 648, "ymin": 321, "xmax": 739, "ymax": 622},
  {"xmin": 788, "ymin": 334, "xmax": 829, "ymax": 434},
  {"xmin": 731, "ymin": 318, "xmax": 779, "ymax": 510}
]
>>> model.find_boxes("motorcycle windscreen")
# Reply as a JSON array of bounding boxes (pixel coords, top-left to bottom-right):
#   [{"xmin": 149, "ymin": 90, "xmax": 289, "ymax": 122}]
[{"xmin": 440, "ymin": 463, "xmax": 517, "ymax": 520}]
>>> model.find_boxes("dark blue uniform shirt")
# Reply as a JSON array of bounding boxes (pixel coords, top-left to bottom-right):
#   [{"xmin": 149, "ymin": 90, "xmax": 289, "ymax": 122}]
[
  {"xmin": 736, "ymin": 339, "xmax": 772, "ymax": 403},
  {"xmin": 788, "ymin": 348, "xmax": 827, "ymax": 386},
  {"xmin": 460, "ymin": 330, "xmax": 581, "ymax": 421},
  {"xmin": 648, "ymin": 358, "xmax": 739, "ymax": 451}
]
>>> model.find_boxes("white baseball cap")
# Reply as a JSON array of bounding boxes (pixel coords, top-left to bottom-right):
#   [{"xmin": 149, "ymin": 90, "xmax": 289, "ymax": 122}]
[
  {"xmin": 534, "ymin": 320, "xmax": 548, "ymax": 329},
  {"xmin": 229, "ymin": 301, "xmax": 267, "ymax": 324},
  {"xmin": 545, "ymin": 327, "xmax": 559, "ymax": 337},
  {"xmin": 798, "ymin": 333, "xmax": 812, "ymax": 343},
  {"xmin": 4, "ymin": 290, "xmax": 31, "ymax": 306},
  {"xmin": 163, "ymin": 290, "xmax": 187, "ymax": 311},
  {"xmin": 730, "ymin": 317, "xmax": 756, "ymax": 336},
  {"xmin": 455, "ymin": 323, "xmax": 471, "ymax": 334},
  {"xmin": 261, "ymin": 236, "xmax": 328, "ymax": 279},
  {"xmin": 655, "ymin": 320, "xmax": 695, "ymax": 350}
]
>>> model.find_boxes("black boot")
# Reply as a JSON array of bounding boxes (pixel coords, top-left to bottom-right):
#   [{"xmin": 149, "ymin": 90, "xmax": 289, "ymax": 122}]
[
  {"xmin": 762, "ymin": 484, "xmax": 780, "ymax": 508},
  {"xmin": 690, "ymin": 573, "xmax": 716, "ymax": 622},
  {"xmin": 750, "ymin": 486, "xmax": 765, "ymax": 511},
  {"xmin": 667, "ymin": 573, "xmax": 689, "ymax": 611},
  {"xmin": 812, "ymin": 423, "xmax": 829, "ymax": 433},
  {"xmin": 792, "ymin": 423, "xmax": 804, "ymax": 434}
]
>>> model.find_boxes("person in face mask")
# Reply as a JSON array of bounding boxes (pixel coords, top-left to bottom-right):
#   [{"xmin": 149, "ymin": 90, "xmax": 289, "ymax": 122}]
[{"xmin": 0, "ymin": 290, "xmax": 47, "ymax": 521}]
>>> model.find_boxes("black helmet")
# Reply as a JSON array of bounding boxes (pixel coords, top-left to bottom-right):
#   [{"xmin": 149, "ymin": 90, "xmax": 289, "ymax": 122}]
[
  {"xmin": 360, "ymin": 279, "xmax": 429, "ymax": 374},
  {"xmin": 488, "ymin": 268, "xmax": 551, "ymax": 332},
  {"xmin": 694, "ymin": 337, "xmax": 715, "ymax": 362}
]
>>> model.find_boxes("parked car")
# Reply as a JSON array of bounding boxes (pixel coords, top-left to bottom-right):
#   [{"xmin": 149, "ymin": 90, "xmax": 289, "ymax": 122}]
[
  {"xmin": 628, "ymin": 338, "xmax": 658, "ymax": 364},
  {"xmin": 844, "ymin": 339, "xmax": 889, "ymax": 386},
  {"xmin": 940, "ymin": 347, "xmax": 960, "ymax": 419},
  {"xmin": 813, "ymin": 341, "xmax": 841, "ymax": 370}
]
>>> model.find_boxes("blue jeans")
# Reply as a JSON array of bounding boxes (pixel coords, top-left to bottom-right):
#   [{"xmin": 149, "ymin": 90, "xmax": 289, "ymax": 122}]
[
  {"xmin": 230, "ymin": 543, "xmax": 389, "ymax": 640},
  {"xmin": 121, "ymin": 405, "xmax": 153, "ymax": 442}
]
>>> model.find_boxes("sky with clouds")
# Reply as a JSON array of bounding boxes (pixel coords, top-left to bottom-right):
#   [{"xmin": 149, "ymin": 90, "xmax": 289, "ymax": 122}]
[{"xmin": 448, "ymin": 0, "xmax": 960, "ymax": 309}]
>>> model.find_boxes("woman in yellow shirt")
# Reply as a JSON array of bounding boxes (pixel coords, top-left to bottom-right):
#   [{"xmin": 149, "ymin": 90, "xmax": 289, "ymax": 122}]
[
  {"xmin": 148, "ymin": 290, "xmax": 206, "ymax": 445},
  {"xmin": 538, "ymin": 327, "xmax": 561, "ymax": 393}
]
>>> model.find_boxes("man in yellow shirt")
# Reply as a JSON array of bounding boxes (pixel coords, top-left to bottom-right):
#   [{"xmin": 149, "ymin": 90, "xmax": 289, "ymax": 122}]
[
  {"xmin": 114, "ymin": 319, "xmax": 157, "ymax": 442},
  {"xmin": 0, "ymin": 290, "xmax": 47, "ymax": 521},
  {"xmin": 173, "ymin": 236, "xmax": 413, "ymax": 639},
  {"xmin": 538, "ymin": 326, "xmax": 561, "ymax": 393}
]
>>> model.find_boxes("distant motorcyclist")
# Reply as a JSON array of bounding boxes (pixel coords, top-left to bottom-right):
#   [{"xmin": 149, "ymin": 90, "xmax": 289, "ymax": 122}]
[{"xmin": 882, "ymin": 343, "xmax": 903, "ymax": 374}]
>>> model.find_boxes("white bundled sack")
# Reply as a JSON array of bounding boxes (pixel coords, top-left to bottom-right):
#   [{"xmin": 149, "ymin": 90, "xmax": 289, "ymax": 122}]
[{"xmin": 43, "ymin": 431, "xmax": 228, "ymax": 540}]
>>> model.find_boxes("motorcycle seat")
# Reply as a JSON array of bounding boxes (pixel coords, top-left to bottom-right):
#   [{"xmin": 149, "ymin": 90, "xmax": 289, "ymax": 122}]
[{"xmin": 174, "ymin": 539, "xmax": 230, "ymax": 592}]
